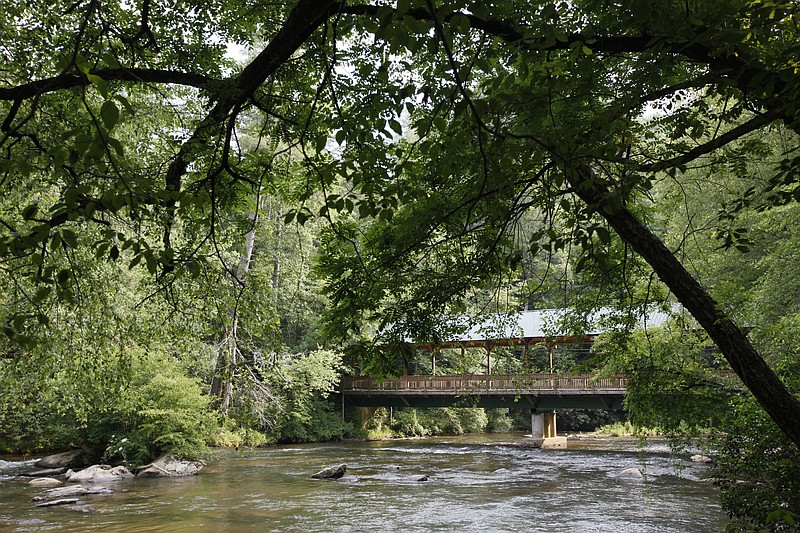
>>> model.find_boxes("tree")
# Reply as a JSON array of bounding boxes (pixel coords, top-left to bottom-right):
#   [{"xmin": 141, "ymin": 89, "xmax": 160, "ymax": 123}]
[{"xmin": 2, "ymin": 0, "xmax": 800, "ymax": 454}]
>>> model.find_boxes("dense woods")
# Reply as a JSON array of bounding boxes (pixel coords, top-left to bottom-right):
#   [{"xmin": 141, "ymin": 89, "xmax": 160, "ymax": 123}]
[{"xmin": 2, "ymin": 0, "xmax": 800, "ymax": 529}]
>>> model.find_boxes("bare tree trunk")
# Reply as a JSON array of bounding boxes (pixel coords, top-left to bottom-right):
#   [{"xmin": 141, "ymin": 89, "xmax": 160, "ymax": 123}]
[
  {"xmin": 212, "ymin": 213, "xmax": 258, "ymax": 413},
  {"xmin": 568, "ymin": 164, "xmax": 800, "ymax": 449},
  {"xmin": 272, "ymin": 201, "xmax": 282, "ymax": 304}
]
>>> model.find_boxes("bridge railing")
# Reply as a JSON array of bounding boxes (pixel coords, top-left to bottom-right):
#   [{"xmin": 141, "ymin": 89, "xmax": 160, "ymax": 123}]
[{"xmin": 341, "ymin": 373, "xmax": 627, "ymax": 394}]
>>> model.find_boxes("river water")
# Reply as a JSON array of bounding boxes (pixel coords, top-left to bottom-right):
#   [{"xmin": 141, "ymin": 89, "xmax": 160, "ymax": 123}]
[{"xmin": 1, "ymin": 435, "xmax": 725, "ymax": 532}]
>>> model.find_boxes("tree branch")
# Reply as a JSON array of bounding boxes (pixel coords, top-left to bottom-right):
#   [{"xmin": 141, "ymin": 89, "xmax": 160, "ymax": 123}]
[
  {"xmin": 0, "ymin": 69, "xmax": 217, "ymax": 101},
  {"xmin": 638, "ymin": 110, "xmax": 781, "ymax": 173}
]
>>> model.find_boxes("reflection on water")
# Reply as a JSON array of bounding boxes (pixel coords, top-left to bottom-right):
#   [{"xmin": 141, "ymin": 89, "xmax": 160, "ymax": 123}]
[{"xmin": 0, "ymin": 435, "xmax": 724, "ymax": 532}]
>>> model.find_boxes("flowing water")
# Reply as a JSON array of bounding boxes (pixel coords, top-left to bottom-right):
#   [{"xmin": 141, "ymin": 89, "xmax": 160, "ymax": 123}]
[{"xmin": 0, "ymin": 435, "xmax": 725, "ymax": 532}]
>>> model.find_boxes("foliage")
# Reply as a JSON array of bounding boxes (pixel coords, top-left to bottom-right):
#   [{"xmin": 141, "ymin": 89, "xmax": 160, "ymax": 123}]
[
  {"xmin": 273, "ymin": 348, "xmax": 354, "ymax": 443},
  {"xmin": 209, "ymin": 418, "xmax": 273, "ymax": 448},
  {"xmin": 713, "ymin": 395, "xmax": 800, "ymax": 533},
  {"xmin": 595, "ymin": 421, "xmax": 660, "ymax": 438},
  {"xmin": 363, "ymin": 407, "xmax": 514, "ymax": 438},
  {"xmin": 592, "ymin": 320, "xmax": 732, "ymax": 435},
  {"xmin": 485, "ymin": 408, "xmax": 515, "ymax": 433},
  {"xmin": 95, "ymin": 351, "xmax": 215, "ymax": 465},
  {"xmin": 390, "ymin": 409, "xmax": 427, "ymax": 438},
  {"xmin": 708, "ymin": 317, "xmax": 800, "ymax": 533},
  {"xmin": 3, "ymin": 1, "xmax": 800, "ymax": 528}
]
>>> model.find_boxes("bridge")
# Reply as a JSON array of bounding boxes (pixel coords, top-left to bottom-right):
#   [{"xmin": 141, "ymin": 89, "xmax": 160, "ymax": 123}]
[
  {"xmin": 341, "ymin": 373, "xmax": 628, "ymax": 448},
  {"xmin": 338, "ymin": 309, "xmax": 674, "ymax": 447},
  {"xmin": 341, "ymin": 373, "xmax": 627, "ymax": 410}
]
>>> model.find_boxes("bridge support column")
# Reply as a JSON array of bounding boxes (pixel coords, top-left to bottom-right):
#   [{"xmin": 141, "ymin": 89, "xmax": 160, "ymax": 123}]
[{"xmin": 526, "ymin": 411, "xmax": 567, "ymax": 449}]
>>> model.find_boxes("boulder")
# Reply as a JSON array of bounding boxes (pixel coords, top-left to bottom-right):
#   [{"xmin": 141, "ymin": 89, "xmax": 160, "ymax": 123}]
[
  {"xmin": 416, "ymin": 475, "xmax": 430, "ymax": 482},
  {"xmin": 136, "ymin": 455, "xmax": 205, "ymax": 478},
  {"xmin": 616, "ymin": 467, "xmax": 644, "ymax": 480},
  {"xmin": 36, "ymin": 450, "xmax": 85, "ymax": 469},
  {"xmin": 690, "ymin": 454, "xmax": 712, "ymax": 463},
  {"xmin": 28, "ymin": 477, "xmax": 62, "ymax": 488},
  {"xmin": 67, "ymin": 465, "xmax": 133, "ymax": 483},
  {"xmin": 311, "ymin": 464, "xmax": 347, "ymax": 479}
]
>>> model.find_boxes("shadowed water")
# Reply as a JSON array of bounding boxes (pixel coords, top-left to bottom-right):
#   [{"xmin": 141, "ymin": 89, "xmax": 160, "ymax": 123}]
[{"xmin": 0, "ymin": 435, "xmax": 725, "ymax": 532}]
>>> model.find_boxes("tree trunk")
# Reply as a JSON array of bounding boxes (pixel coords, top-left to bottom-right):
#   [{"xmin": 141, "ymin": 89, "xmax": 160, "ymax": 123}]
[
  {"xmin": 272, "ymin": 201, "xmax": 282, "ymax": 305},
  {"xmin": 568, "ymin": 164, "xmax": 800, "ymax": 449},
  {"xmin": 211, "ymin": 213, "xmax": 258, "ymax": 413}
]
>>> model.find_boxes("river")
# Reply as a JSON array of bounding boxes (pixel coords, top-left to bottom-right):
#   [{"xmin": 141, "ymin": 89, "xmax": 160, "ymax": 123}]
[{"xmin": 0, "ymin": 434, "xmax": 725, "ymax": 532}]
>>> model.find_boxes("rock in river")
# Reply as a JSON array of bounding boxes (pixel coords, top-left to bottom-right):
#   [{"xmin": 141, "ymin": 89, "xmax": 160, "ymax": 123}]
[
  {"xmin": 616, "ymin": 467, "xmax": 644, "ymax": 480},
  {"xmin": 35, "ymin": 498, "xmax": 81, "ymax": 508},
  {"xmin": 28, "ymin": 477, "xmax": 62, "ymax": 488},
  {"xmin": 20, "ymin": 467, "xmax": 68, "ymax": 477},
  {"xmin": 36, "ymin": 450, "xmax": 85, "ymax": 469},
  {"xmin": 33, "ymin": 485, "xmax": 112, "ymax": 501},
  {"xmin": 136, "ymin": 455, "xmax": 205, "ymax": 478},
  {"xmin": 312, "ymin": 464, "xmax": 347, "ymax": 479},
  {"xmin": 66, "ymin": 465, "xmax": 133, "ymax": 483}
]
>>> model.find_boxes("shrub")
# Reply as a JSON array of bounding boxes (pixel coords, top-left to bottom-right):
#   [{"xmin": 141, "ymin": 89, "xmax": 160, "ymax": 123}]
[
  {"xmin": 97, "ymin": 352, "xmax": 215, "ymax": 465},
  {"xmin": 391, "ymin": 409, "xmax": 426, "ymax": 437},
  {"xmin": 486, "ymin": 408, "xmax": 514, "ymax": 433}
]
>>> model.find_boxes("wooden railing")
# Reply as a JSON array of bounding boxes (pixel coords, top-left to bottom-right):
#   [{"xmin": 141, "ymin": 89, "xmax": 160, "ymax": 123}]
[{"xmin": 341, "ymin": 373, "xmax": 627, "ymax": 394}]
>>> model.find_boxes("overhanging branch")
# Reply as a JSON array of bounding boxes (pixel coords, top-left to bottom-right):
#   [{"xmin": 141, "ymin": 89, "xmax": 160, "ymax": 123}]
[
  {"xmin": 638, "ymin": 110, "xmax": 781, "ymax": 173},
  {"xmin": 0, "ymin": 69, "xmax": 216, "ymax": 101}
]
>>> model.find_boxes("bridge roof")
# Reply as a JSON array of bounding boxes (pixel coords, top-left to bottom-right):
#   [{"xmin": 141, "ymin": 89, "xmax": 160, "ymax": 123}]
[{"xmin": 446, "ymin": 307, "xmax": 675, "ymax": 344}]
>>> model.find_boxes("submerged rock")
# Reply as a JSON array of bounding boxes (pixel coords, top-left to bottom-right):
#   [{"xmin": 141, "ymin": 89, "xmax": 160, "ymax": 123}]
[
  {"xmin": 690, "ymin": 454, "xmax": 712, "ymax": 463},
  {"xmin": 136, "ymin": 455, "xmax": 205, "ymax": 478},
  {"xmin": 67, "ymin": 465, "xmax": 133, "ymax": 483},
  {"xmin": 35, "ymin": 498, "xmax": 81, "ymax": 508},
  {"xmin": 33, "ymin": 485, "xmax": 111, "ymax": 501},
  {"xmin": 66, "ymin": 504, "xmax": 95, "ymax": 513},
  {"xmin": 28, "ymin": 477, "xmax": 62, "ymax": 488},
  {"xmin": 312, "ymin": 464, "xmax": 347, "ymax": 479}
]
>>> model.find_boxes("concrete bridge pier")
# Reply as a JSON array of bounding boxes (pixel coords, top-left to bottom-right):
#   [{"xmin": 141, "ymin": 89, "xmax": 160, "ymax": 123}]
[{"xmin": 526, "ymin": 410, "xmax": 567, "ymax": 449}]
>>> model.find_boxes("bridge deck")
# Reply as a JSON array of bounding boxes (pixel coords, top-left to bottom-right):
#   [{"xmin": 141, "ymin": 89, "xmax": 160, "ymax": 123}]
[{"xmin": 341, "ymin": 373, "xmax": 627, "ymax": 410}]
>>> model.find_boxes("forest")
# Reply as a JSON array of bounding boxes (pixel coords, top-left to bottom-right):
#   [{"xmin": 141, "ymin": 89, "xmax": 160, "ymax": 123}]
[{"xmin": 1, "ymin": 0, "xmax": 799, "ymax": 530}]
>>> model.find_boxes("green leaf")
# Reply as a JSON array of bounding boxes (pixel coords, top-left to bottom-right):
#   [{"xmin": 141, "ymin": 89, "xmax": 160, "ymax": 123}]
[
  {"xmin": 388, "ymin": 119, "xmax": 403, "ymax": 136},
  {"xmin": 56, "ymin": 269, "xmax": 71, "ymax": 285},
  {"xmin": 21, "ymin": 203, "xmax": 39, "ymax": 220},
  {"xmin": 102, "ymin": 51, "xmax": 122, "ymax": 69},
  {"xmin": 32, "ymin": 286, "xmax": 52, "ymax": 303},
  {"xmin": 315, "ymin": 135, "xmax": 327, "ymax": 153},
  {"xmin": 107, "ymin": 137, "xmax": 124, "ymax": 157},
  {"xmin": 100, "ymin": 100, "xmax": 120, "ymax": 130},
  {"xmin": 85, "ymin": 73, "xmax": 109, "ymax": 98},
  {"xmin": 145, "ymin": 254, "xmax": 157, "ymax": 274},
  {"xmin": 595, "ymin": 226, "xmax": 611, "ymax": 245},
  {"xmin": 61, "ymin": 229, "xmax": 78, "ymax": 248}
]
